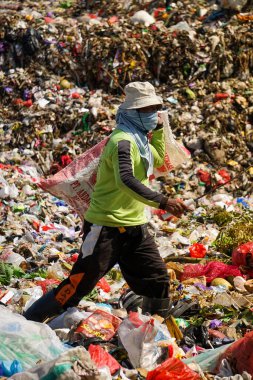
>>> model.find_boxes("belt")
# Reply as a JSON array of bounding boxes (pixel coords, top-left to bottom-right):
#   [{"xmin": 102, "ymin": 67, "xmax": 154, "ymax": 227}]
[{"xmin": 116, "ymin": 225, "xmax": 146, "ymax": 234}]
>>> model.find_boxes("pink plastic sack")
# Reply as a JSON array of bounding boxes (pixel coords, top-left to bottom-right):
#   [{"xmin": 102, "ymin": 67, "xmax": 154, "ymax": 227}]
[
  {"xmin": 180, "ymin": 261, "xmax": 242, "ymax": 283},
  {"xmin": 146, "ymin": 358, "xmax": 200, "ymax": 380},
  {"xmin": 88, "ymin": 344, "xmax": 120, "ymax": 375},
  {"xmin": 217, "ymin": 331, "xmax": 253, "ymax": 376},
  {"xmin": 39, "ymin": 138, "xmax": 109, "ymax": 219}
]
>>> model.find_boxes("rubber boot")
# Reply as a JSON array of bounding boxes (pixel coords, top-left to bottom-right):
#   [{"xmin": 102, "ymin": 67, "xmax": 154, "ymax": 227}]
[
  {"xmin": 142, "ymin": 296, "xmax": 172, "ymax": 319},
  {"xmin": 23, "ymin": 290, "xmax": 63, "ymax": 323}
]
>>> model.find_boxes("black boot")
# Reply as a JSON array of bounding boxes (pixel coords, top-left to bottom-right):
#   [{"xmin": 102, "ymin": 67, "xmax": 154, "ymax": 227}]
[
  {"xmin": 142, "ymin": 296, "xmax": 172, "ymax": 319},
  {"xmin": 23, "ymin": 290, "xmax": 63, "ymax": 323}
]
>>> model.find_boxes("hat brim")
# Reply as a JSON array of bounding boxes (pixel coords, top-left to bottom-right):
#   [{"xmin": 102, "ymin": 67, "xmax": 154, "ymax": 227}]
[{"xmin": 119, "ymin": 95, "xmax": 163, "ymax": 110}]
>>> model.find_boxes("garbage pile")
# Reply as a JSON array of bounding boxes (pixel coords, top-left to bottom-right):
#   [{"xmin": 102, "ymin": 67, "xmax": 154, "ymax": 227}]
[{"xmin": 0, "ymin": 0, "xmax": 253, "ymax": 379}]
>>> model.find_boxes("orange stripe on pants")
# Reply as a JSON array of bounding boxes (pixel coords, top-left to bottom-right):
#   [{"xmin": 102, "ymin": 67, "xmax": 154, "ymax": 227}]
[{"xmin": 55, "ymin": 273, "xmax": 84, "ymax": 306}]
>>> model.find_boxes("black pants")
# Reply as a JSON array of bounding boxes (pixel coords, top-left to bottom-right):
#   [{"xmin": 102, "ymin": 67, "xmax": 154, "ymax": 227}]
[{"xmin": 54, "ymin": 221, "xmax": 169, "ymax": 308}]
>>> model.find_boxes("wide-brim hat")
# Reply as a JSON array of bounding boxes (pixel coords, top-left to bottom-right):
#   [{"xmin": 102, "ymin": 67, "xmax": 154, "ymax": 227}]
[{"xmin": 119, "ymin": 81, "xmax": 163, "ymax": 110}]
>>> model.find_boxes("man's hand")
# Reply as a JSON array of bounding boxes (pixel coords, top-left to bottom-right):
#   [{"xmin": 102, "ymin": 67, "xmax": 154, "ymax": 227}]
[{"xmin": 164, "ymin": 199, "xmax": 189, "ymax": 218}]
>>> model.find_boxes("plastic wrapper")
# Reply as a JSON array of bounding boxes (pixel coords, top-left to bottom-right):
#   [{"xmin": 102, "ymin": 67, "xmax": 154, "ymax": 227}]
[{"xmin": 74, "ymin": 309, "xmax": 121, "ymax": 341}]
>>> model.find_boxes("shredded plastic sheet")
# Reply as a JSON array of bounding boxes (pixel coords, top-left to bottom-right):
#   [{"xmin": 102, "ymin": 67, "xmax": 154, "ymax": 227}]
[{"xmin": 180, "ymin": 262, "xmax": 242, "ymax": 283}]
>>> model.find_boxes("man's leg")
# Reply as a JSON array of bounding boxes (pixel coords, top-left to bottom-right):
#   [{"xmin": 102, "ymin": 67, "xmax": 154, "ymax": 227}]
[
  {"xmin": 118, "ymin": 224, "xmax": 171, "ymax": 318},
  {"xmin": 24, "ymin": 223, "xmax": 120, "ymax": 322}
]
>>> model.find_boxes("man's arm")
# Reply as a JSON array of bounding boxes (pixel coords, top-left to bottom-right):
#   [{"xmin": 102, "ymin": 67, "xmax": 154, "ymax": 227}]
[{"xmin": 112, "ymin": 140, "xmax": 168, "ymax": 209}]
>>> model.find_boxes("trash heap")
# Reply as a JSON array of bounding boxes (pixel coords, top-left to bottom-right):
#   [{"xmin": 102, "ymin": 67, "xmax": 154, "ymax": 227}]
[{"xmin": 0, "ymin": 0, "xmax": 253, "ymax": 379}]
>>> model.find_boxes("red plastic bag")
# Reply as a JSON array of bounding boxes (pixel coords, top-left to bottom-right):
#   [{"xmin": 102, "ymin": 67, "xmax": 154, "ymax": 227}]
[
  {"xmin": 146, "ymin": 358, "xmax": 200, "ymax": 380},
  {"xmin": 217, "ymin": 331, "xmax": 253, "ymax": 376},
  {"xmin": 189, "ymin": 243, "xmax": 207, "ymax": 258},
  {"xmin": 232, "ymin": 242, "xmax": 253, "ymax": 267},
  {"xmin": 96, "ymin": 277, "xmax": 111, "ymax": 293},
  {"xmin": 217, "ymin": 169, "xmax": 231, "ymax": 184},
  {"xmin": 181, "ymin": 262, "xmax": 242, "ymax": 283},
  {"xmin": 88, "ymin": 344, "xmax": 120, "ymax": 375},
  {"xmin": 197, "ymin": 169, "xmax": 211, "ymax": 185}
]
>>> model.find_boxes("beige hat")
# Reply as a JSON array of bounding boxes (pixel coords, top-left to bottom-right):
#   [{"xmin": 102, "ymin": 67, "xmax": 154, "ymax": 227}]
[{"xmin": 119, "ymin": 81, "xmax": 163, "ymax": 110}]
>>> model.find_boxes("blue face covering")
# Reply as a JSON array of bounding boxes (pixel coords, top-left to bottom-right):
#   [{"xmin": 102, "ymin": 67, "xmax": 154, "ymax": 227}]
[
  {"xmin": 138, "ymin": 111, "xmax": 158, "ymax": 132},
  {"xmin": 115, "ymin": 109, "xmax": 158, "ymax": 176}
]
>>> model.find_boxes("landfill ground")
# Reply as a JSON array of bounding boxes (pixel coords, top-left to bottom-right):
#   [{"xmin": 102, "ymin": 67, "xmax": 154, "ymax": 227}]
[{"xmin": 0, "ymin": 0, "xmax": 253, "ymax": 379}]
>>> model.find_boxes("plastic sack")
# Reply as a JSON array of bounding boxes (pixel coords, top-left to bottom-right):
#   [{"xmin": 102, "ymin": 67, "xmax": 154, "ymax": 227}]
[
  {"xmin": 118, "ymin": 312, "xmax": 173, "ymax": 370},
  {"xmin": 220, "ymin": 0, "xmax": 247, "ymax": 10},
  {"xmin": 0, "ymin": 306, "xmax": 66, "ymax": 370},
  {"xmin": 154, "ymin": 111, "xmax": 191, "ymax": 177},
  {"xmin": 88, "ymin": 344, "xmax": 120, "ymax": 375},
  {"xmin": 146, "ymin": 357, "xmax": 201, "ymax": 380},
  {"xmin": 180, "ymin": 262, "xmax": 242, "ymax": 283},
  {"xmin": 232, "ymin": 242, "xmax": 253, "ymax": 267},
  {"xmin": 216, "ymin": 331, "xmax": 253, "ymax": 376},
  {"xmin": 39, "ymin": 137, "xmax": 109, "ymax": 219}
]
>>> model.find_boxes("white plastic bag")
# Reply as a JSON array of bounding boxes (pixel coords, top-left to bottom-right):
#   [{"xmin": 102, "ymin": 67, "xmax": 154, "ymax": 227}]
[
  {"xmin": 130, "ymin": 10, "xmax": 155, "ymax": 26},
  {"xmin": 39, "ymin": 138, "xmax": 109, "ymax": 219},
  {"xmin": 154, "ymin": 111, "xmax": 191, "ymax": 177},
  {"xmin": 48, "ymin": 307, "xmax": 86, "ymax": 330},
  {"xmin": 0, "ymin": 306, "xmax": 66, "ymax": 370},
  {"xmin": 118, "ymin": 312, "xmax": 172, "ymax": 371}
]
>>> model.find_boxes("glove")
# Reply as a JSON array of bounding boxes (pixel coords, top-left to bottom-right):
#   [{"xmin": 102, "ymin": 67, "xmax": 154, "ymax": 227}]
[{"xmin": 164, "ymin": 199, "xmax": 189, "ymax": 218}]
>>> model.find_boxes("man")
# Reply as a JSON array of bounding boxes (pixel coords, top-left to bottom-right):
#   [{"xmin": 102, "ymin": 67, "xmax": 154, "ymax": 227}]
[{"xmin": 24, "ymin": 82, "xmax": 187, "ymax": 322}]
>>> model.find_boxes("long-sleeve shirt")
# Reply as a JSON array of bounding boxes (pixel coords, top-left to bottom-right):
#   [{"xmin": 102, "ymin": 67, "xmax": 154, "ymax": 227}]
[{"xmin": 84, "ymin": 128, "xmax": 168, "ymax": 227}]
